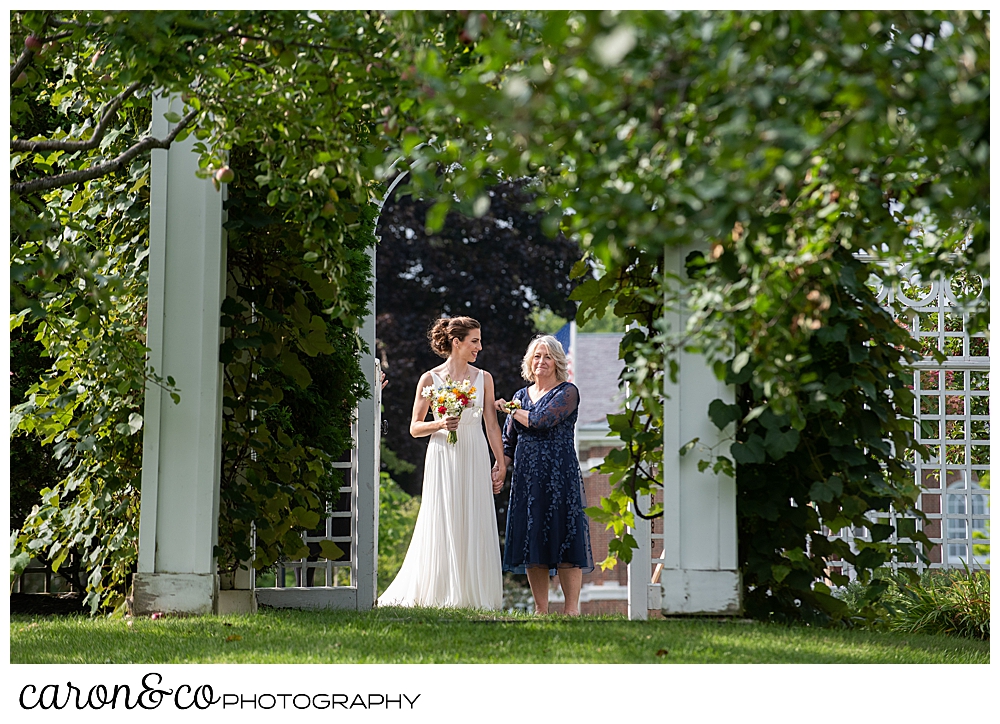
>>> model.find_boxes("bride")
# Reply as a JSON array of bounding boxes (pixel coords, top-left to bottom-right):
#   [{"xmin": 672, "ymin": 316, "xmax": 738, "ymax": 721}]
[{"xmin": 377, "ymin": 316, "xmax": 505, "ymax": 609}]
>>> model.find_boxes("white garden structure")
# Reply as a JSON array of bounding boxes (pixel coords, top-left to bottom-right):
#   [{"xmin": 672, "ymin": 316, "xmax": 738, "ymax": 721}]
[
  {"xmin": 134, "ymin": 94, "xmax": 988, "ymax": 617},
  {"xmin": 134, "ymin": 95, "xmax": 380, "ymax": 615},
  {"xmin": 827, "ymin": 260, "xmax": 991, "ymax": 576},
  {"xmin": 626, "ymin": 255, "xmax": 990, "ymax": 620}
]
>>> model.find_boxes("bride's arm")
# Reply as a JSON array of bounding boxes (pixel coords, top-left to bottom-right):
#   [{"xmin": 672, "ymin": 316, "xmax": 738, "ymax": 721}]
[
  {"xmin": 481, "ymin": 372, "xmax": 507, "ymax": 487},
  {"xmin": 409, "ymin": 372, "xmax": 459, "ymax": 438}
]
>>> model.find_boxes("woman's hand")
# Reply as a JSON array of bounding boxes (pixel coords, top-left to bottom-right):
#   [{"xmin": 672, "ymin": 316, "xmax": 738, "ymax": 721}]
[
  {"xmin": 491, "ymin": 461, "xmax": 506, "ymax": 493},
  {"xmin": 494, "ymin": 398, "xmax": 508, "ymax": 412},
  {"xmin": 440, "ymin": 416, "xmax": 461, "ymax": 432}
]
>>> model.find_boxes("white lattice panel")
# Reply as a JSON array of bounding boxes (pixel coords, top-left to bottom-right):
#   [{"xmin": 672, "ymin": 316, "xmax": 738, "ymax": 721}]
[{"xmin": 829, "ymin": 264, "xmax": 990, "ymax": 575}]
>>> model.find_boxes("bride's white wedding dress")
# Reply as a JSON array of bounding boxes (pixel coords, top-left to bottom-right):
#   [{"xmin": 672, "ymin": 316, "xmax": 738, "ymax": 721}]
[{"xmin": 378, "ymin": 368, "xmax": 503, "ymax": 609}]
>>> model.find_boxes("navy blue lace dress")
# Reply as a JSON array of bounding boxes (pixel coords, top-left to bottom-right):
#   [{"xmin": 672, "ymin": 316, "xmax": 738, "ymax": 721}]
[{"xmin": 502, "ymin": 382, "xmax": 594, "ymax": 575}]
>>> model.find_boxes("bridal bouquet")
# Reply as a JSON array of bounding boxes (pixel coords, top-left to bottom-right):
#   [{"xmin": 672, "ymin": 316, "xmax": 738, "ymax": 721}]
[{"xmin": 422, "ymin": 377, "xmax": 477, "ymax": 444}]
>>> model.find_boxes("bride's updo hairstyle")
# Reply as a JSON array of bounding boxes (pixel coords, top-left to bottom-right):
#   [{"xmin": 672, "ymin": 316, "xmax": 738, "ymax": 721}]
[{"xmin": 428, "ymin": 316, "xmax": 481, "ymax": 358}]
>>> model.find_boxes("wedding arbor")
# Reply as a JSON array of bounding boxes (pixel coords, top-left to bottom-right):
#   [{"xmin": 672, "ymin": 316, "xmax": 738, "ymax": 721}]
[
  {"xmin": 627, "ymin": 259, "xmax": 991, "ymax": 620},
  {"xmin": 132, "ymin": 103, "xmax": 751, "ymax": 616}
]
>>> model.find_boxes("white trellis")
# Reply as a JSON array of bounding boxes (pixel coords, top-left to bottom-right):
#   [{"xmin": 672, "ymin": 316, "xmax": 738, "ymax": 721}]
[
  {"xmin": 827, "ymin": 262, "xmax": 990, "ymax": 578},
  {"xmin": 255, "ymin": 379, "xmax": 381, "ymax": 611}
]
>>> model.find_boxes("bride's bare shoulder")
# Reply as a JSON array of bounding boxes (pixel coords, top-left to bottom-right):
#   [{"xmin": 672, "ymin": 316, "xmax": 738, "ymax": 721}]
[{"xmin": 418, "ymin": 367, "xmax": 445, "ymax": 385}]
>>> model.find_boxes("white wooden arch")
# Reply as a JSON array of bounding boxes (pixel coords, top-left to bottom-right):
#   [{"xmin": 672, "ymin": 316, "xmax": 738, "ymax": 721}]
[{"xmin": 130, "ymin": 108, "xmax": 756, "ymax": 620}]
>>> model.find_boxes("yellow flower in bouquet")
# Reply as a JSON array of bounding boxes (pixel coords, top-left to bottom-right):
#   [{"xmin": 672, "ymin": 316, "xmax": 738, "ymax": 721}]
[{"xmin": 421, "ymin": 377, "xmax": 477, "ymax": 444}]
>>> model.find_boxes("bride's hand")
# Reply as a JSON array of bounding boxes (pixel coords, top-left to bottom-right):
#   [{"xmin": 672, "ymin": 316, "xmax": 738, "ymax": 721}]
[
  {"xmin": 491, "ymin": 463, "xmax": 506, "ymax": 493},
  {"xmin": 440, "ymin": 416, "xmax": 460, "ymax": 432}
]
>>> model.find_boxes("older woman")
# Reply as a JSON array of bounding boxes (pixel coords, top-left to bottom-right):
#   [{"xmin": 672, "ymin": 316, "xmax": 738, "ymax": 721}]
[{"xmin": 495, "ymin": 335, "xmax": 593, "ymax": 615}]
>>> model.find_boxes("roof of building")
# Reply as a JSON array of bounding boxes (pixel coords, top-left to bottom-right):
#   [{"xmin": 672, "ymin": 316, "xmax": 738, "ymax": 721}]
[{"xmin": 573, "ymin": 332, "xmax": 624, "ymax": 428}]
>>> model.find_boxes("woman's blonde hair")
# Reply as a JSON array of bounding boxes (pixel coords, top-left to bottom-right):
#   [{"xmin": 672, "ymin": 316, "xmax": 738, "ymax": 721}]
[{"xmin": 521, "ymin": 335, "xmax": 569, "ymax": 383}]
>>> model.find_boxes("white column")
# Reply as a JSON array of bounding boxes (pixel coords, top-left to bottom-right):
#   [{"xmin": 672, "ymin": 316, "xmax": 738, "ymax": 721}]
[
  {"xmin": 134, "ymin": 93, "xmax": 226, "ymax": 615},
  {"xmin": 659, "ymin": 245, "xmax": 741, "ymax": 614},
  {"xmin": 353, "ymin": 247, "xmax": 380, "ymax": 610},
  {"xmin": 627, "ymin": 493, "xmax": 652, "ymax": 620}
]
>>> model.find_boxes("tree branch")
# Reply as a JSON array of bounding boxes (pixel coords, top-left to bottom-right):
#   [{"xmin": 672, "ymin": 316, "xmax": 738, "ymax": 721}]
[
  {"xmin": 12, "ymin": 81, "xmax": 145, "ymax": 154},
  {"xmin": 10, "ymin": 48, "xmax": 34, "ymax": 84},
  {"xmin": 11, "ymin": 106, "xmax": 201, "ymax": 196},
  {"xmin": 224, "ymin": 27, "xmax": 354, "ymax": 55},
  {"xmin": 10, "ymin": 29, "xmax": 76, "ymax": 84}
]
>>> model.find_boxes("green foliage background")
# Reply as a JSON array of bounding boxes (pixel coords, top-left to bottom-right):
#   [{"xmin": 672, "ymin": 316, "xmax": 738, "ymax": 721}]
[{"xmin": 377, "ymin": 473, "xmax": 420, "ymax": 597}]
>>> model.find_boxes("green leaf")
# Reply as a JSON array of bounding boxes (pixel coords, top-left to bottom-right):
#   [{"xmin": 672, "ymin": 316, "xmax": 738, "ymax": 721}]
[
  {"xmin": 318, "ymin": 540, "xmax": 344, "ymax": 561},
  {"xmin": 708, "ymin": 398, "xmax": 742, "ymax": 430},
  {"xmin": 127, "ymin": 412, "xmax": 143, "ymax": 435},
  {"xmin": 10, "ymin": 550, "xmax": 31, "ymax": 583},
  {"xmin": 163, "ymin": 111, "xmax": 181, "ymax": 123},
  {"xmin": 51, "ymin": 546, "xmax": 68, "ymax": 572},
  {"xmin": 679, "ymin": 437, "xmax": 699, "ymax": 456},
  {"xmin": 730, "ymin": 435, "xmax": 765, "ymax": 464},
  {"xmin": 425, "ymin": 200, "xmax": 450, "ymax": 233},
  {"xmin": 731, "ymin": 350, "xmax": 750, "ymax": 374},
  {"xmin": 855, "ymin": 547, "xmax": 887, "ymax": 570},
  {"xmin": 867, "ymin": 523, "xmax": 895, "ymax": 543},
  {"xmin": 280, "ymin": 349, "xmax": 312, "ymax": 389},
  {"xmin": 809, "ymin": 475, "xmax": 843, "ymax": 503},
  {"xmin": 811, "ymin": 591, "xmax": 849, "ymax": 616},
  {"xmin": 763, "ymin": 427, "xmax": 799, "ymax": 460},
  {"xmin": 292, "ymin": 506, "xmax": 320, "ymax": 530}
]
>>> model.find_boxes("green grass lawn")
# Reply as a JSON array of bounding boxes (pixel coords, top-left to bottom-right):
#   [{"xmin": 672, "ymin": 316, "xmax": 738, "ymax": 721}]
[{"xmin": 9, "ymin": 607, "xmax": 989, "ymax": 664}]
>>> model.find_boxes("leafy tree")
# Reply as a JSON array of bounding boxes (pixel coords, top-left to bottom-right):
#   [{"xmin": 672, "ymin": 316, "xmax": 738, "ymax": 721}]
[
  {"xmin": 388, "ymin": 10, "xmax": 988, "ymax": 621},
  {"xmin": 8, "ymin": 10, "xmax": 463, "ymax": 610},
  {"xmin": 376, "ymin": 179, "xmax": 579, "ymax": 495}
]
